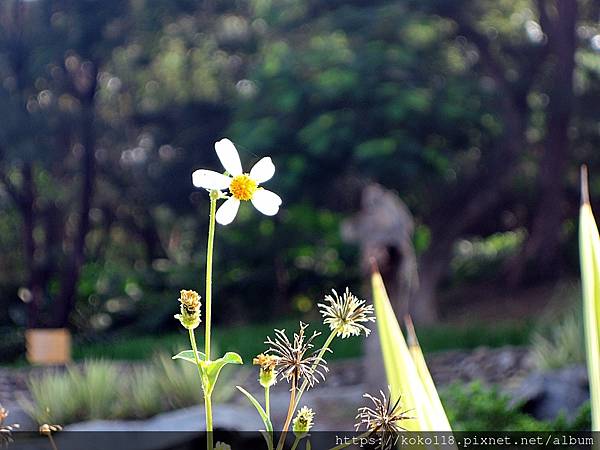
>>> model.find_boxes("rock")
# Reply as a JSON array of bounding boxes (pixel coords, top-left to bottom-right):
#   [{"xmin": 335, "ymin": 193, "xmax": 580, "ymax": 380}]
[
  {"xmin": 509, "ymin": 365, "xmax": 589, "ymax": 422},
  {"xmin": 66, "ymin": 404, "xmax": 262, "ymax": 432}
]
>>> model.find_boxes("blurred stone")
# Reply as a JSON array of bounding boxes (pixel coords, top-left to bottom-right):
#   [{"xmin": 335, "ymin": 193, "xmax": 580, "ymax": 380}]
[{"xmin": 509, "ymin": 365, "xmax": 589, "ymax": 422}]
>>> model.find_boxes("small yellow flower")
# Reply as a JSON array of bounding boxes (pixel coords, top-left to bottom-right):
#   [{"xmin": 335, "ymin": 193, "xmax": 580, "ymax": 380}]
[
  {"xmin": 292, "ymin": 406, "xmax": 315, "ymax": 437},
  {"xmin": 253, "ymin": 353, "xmax": 279, "ymax": 371},
  {"xmin": 253, "ymin": 353, "xmax": 279, "ymax": 387},
  {"xmin": 175, "ymin": 289, "xmax": 202, "ymax": 330}
]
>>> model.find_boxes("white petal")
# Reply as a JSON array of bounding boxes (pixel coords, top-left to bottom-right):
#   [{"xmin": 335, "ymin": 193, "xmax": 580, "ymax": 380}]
[
  {"xmin": 216, "ymin": 198, "xmax": 240, "ymax": 225},
  {"xmin": 215, "ymin": 138, "xmax": 242, "ymax": 176},
  {"xmin": 192, "ymin": 169, "xmax": 231, "ymax": 190},
  {"xmin": 251, "ymin": 189, "xmax": 282, "ymax": 216},
  {"xmin": 249, "ymin": 157, "xmax": 275, "ymax": 183}
]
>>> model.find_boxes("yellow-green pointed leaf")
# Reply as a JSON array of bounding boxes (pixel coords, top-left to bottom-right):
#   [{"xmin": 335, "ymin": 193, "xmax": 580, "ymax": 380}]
[
  {"xmin": 202, "ymin": 352, "xmax": 243, "ymax": 395},
  {"xmin": 236, "ymin": 386, "xmax": 274, "ymax": 435},
  {"xmin": 579, "ymin": 167, "xmax": 600, "ymax": 431},
  {"xmin": 371, "ymin": 270, "xmax": 452, "ymax": 432}
]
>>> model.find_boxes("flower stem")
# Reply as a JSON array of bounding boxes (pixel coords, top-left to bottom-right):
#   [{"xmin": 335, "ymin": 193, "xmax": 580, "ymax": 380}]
[
  {"xmin": 204, "ymin": 394, "xmax": 213, "ymax": 450},
  {"xmin": 276, "ymin": 376, "xmax": 296, "ymax": 450},
  {"xmin": 188, "ymin": 329, "xmax": 207, "ymax": 436},
  {"xmin": 47, "ymin": 435, "xmax": 58, "ymax": 450},
  {"xmin": 293, "ymin": 329, "xmax": 337, "ymax": 410},
  {"xmin": 203, "ymin": 194, "xmax": 217, "ymax": 450},
  {"xmin": 265, "ymin": 385, "xmax": 271, "ymax": 418},
  {"xmin": 205, "ymin": 195, "xmax": 217, "ymax": 361},
  {"xmin": 290, "ymin": 436, "xmax": 301, "ymax": 450}
]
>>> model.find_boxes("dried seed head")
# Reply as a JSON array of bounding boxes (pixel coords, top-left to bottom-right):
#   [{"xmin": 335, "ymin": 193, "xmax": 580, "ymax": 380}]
[
  {"xmin": 0, "ymin": 408, "xmax": 7, "ymax": 424},
  {"xmin": 355, "ymin": 388, "xmax": 413, "ymax": 450},
  {"xmin": 175, "ymin": 289, "xmax": 202, "ymax": 330},
  {"xmin": 292, "ymin": 406, "xmax": 315, "ymax": 438},
  {"xmin": 319, "ymin": 288, "xmax": 375, "ymax": 338},
  {"xmin": 265, "ymin": 322, "xmax": 329, "ymax": 389}
]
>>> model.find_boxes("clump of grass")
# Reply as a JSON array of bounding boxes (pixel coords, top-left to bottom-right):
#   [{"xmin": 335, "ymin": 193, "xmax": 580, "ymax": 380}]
[
  {"xmin": 124, "ymin": 365, "xmax": 162, "ymax": 419},
  {"xmin": 530, "ymin": 309, "xmax": 585, "ymax": 370},
  {"xmin": 20, "ymin": 355, "xmax": 241, "ymax": 425},
  {"xmin": 154, "ymin": 352, "xmax": 203, "ymax": 409}
]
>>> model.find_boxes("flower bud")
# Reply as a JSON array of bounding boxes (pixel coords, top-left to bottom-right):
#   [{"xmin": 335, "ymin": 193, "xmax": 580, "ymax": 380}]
[
  {"xmin": 214, "ymin": 442, "xmax": 231, "ymax": 450},
  {"xmin": 292, "ymin": 406, "xmax": 314, "ymax": 438},
  {"xmin": 253, "ymin": 353, "xmax": 279, "ymax": 388},
  {"xmin": 175, "ymin": 289, "xmax": 201, "ymax": 330}
]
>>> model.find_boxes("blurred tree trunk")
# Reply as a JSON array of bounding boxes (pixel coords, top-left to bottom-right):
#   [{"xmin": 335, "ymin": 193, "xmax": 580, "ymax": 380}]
[
  {"xmin": 53, "ymin": 62, "xmax": 98, "ymax": 327},
  {"xmin": 508, "ymin": 0, "xmax": 577, "ymax": 284}
]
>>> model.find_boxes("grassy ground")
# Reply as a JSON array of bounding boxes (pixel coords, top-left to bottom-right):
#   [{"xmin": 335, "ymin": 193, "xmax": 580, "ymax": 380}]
[{"xmin": 72, "ymin": 318, "xmax": 532, "ymax": 362}]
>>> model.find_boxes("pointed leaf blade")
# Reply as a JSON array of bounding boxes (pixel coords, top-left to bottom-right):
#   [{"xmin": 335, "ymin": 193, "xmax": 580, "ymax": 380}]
[{"xmin": 172, "ymin": 350, "xmax": 206, "ymax": 365}]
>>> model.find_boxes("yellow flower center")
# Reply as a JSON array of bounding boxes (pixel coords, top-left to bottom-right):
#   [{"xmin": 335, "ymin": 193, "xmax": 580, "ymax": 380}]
[{"xmin": 229, "ymin": 174, "xmax": 257, "ymax": 201}]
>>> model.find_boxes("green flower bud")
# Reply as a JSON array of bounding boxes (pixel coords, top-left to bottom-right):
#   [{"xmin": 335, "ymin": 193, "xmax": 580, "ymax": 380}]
[
  {"xmin": 175, "ymin": 289, "xmax": 201, "ymax": 330},
  {"xmin": 214, "ymin": 442, "xmax": 231, "ymax": 450},
  {"xmin": 253, "ymin": 353, "xmax": 279, "ymax": 388},
  {"xmin": 292, "ymin": 406, "xmax": 314, "ymax": 438}
]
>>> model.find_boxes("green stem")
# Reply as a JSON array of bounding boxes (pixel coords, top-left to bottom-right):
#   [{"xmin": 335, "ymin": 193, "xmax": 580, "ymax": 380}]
[
  {"xmin": 290, "ymin": 437, "xmax": 301, "ymax": 450},
  {"xmin": 205, "ymin": 394, "xmax": 213, "ymax": 450},
  {"xmin": 188, "ymin": 329, "xmax": 206, "ymax": 427},
  {"xmin": 293, "ymin": 329, "xmax": 337, "ymax": 410},
  {"xmin": 265, "ymin": 385, "xmax": 273, "ymax": 450},
  {"xmin": 265, "ymin": 385, "xmax": 271, "ymax": 418},
  {"xmin": 203, "ymin": 194, "xmax": 217, "ymax": 450},
  {"xmin": 205, "ymin": 195, "xmax": 217, "ymax": 360}
]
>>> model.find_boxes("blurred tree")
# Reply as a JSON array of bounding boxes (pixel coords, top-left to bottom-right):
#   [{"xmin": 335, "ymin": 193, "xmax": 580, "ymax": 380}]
[
  {"xmin": 1, "ymin": 0, "xmax": 600, "ymax": 338},
  {"xmin": 0, "ymin": 0, "xmax": 127, "ymax": 327}
]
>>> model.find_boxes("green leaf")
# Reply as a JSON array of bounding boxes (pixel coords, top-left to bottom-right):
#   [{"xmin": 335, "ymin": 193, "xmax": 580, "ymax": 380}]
[
  {"xmin": 172, "ymin": 350, "xmax": 206, "ymax": 365},
  {"xmin": 371, "ymin": 270, "xmax": 452, "ymax": 432},
  {"xmin": 237, "ymin": 386, "xmax": 273, "ymax": 450},
  {"xmin": 202, "ymin": 352, "xmax": 243, "ymax": 395},
  {"xmin": 579, "ymin": 167, "xmax": 600, "ymax": 431}
]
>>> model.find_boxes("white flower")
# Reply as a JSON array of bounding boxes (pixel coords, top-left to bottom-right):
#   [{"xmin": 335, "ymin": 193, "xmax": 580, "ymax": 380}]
[{"xmin": 191, "ymin": 138, "xmax": 282, "ymax": 225}]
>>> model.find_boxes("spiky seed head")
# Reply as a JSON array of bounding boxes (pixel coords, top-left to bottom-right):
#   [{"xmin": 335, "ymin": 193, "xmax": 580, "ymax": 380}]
[
  {"xmin": 355, "ymin": 387, "xmax": 413, "ymax": 450},
  {"xmin": 293, "ymin": 406, "xmax": 315, "ymax": 438},
  {"xmin": 319, "ymin": 288, "xmax": 375, "ymax": 338},
  {"xmin": 265, "ymin": 322, "xmax": 329, "ymax": 389}
]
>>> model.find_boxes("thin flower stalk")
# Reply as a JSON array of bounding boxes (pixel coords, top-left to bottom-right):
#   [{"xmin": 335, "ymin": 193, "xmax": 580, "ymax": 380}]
[
  {"xmin": 269, "ymin": 323, "xmax": 327, "ymax": 450},
  {"xmin": 203, "ymin": 193, "xmax": 217, "ymax": 450},
  {"xmin": 292, "ymin": 329, "xmax": 336, "ymax": 411},
  {"xmin": 293, "ymin": 289, "xmax": 374, "ymax": 422},
  {"xmin": 265, "ymin": 386, "xmax": 271, "ymax": 418},
  {"xmin": 205, "ymin": 193, "xmax": 217, "ymax": 361},
  {"xmin": 40, "ymin": 424, "xmax": 62, "ymax": 450}
]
